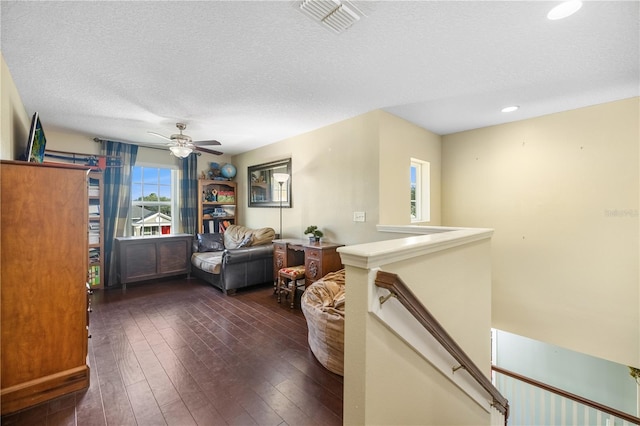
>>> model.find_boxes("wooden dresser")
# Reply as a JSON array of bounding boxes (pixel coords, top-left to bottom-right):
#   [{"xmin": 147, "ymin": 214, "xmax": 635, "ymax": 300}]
[{"xmin": 1, "ymin": 161, "xmax": 90, "ymax": 415}]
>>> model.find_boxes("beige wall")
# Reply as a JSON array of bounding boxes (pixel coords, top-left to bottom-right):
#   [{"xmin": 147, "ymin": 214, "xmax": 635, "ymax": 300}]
[
  {"xmin": 0, "ymin": 53, "xmax": 30, "ymax": 161},
  {"xmin": 43, "ymin": 128, "xmax": 101, "ymax": 156},
  {"xmin": 442, "ymin": 98, "xmax": 640, "ymax": 367},
  {"xmin": 379, "ymin": 110, "xmax": 442, "ymax": 225},
  {"xmin": 232, "ymin": 109, "xmax": 440, "ymax": 244},
  {"xmin": 233, "ymin": 110, "xmax": 383, "ymax": 244}
]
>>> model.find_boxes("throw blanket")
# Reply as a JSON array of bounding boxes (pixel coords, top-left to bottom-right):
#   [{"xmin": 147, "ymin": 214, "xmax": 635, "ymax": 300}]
[{"xmin": 224, "ymin": 225, "xmax": 275, "ymax": 249}]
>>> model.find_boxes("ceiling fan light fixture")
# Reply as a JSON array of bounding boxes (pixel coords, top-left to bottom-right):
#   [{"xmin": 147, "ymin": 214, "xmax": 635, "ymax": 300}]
[
  {"xmin": 149, "ymin": 123, "xmax": 223, "ymax": 156},
  {"xmin": 169, "ymin": 145, "xmax": 193, "ymax": 158}
]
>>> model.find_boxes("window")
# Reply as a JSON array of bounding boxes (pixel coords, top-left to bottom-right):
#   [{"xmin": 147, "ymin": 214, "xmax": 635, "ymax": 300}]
[
  {"xmin": 130, "ymin": 166, "xmax": 179, "ymax": 236},
  {"xmin": 410, "ymin": 158, "xmax": 430, "ymax": 223}
]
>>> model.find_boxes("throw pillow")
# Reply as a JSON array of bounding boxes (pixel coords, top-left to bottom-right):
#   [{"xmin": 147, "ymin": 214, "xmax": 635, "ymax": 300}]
[{"xmin": 197, "ymin": 233, "xmax": 225, "ymax": 252}]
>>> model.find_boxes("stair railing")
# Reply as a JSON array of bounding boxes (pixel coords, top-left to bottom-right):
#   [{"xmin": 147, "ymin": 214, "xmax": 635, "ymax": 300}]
[
  {"xmin": 492, "ymin": 365, "xmax": 640, "ymax": 425},
  {"xmin": 375, "ymin": 270, "xmax": 510, "ymax": 424}
]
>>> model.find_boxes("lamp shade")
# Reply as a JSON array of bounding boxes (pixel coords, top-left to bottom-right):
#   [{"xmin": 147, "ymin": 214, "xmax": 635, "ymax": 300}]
[{"xmin": 273, "ymin": 173, "xmax": 290, "ymax": 183}]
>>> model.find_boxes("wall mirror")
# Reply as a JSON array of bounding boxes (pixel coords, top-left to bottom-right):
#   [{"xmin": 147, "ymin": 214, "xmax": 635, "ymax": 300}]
[{"xmin": 248, "ymin": 158, "xmax": 291, "ymax": 207}]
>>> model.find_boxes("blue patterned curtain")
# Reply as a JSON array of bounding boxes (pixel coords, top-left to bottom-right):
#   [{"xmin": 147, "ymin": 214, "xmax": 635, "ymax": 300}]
[
  {"xmin": 101, "ymin": 141, "xmax": 138, "ymax": 287},
  {"xmin": 180, "ymin": 154, "xmax": 198, "ymax": 234}
]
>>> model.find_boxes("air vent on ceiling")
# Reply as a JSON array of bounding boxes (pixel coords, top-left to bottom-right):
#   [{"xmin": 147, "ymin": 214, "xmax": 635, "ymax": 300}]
[{"xmin": 297, "ymin": 0, "xmax": 367, "ymax": 34}]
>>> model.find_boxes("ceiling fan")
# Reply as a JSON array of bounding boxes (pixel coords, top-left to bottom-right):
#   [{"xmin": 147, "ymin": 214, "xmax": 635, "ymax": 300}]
[{"xmin": 148, "ymin": 123, "xmax": 223, "ymax": 157}]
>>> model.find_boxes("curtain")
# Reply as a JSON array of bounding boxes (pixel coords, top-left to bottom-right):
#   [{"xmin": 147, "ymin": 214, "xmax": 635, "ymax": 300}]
[
  {"xmin": 101, "ymin": 141, "xmax": 138, "ymax": 287},
  {"xmin": 180, "ymin": 154, "xmax": 198, "ymax": 234}
]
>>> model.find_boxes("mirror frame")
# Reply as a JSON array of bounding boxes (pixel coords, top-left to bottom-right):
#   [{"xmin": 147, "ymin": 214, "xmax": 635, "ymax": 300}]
[{"xmin": 248, "ymin": 158, "xmax": 292, "ymax": 208}]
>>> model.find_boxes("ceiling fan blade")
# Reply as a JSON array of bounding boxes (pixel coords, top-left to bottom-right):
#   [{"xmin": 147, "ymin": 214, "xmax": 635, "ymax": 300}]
[
  {"xmin": 148, "ymin": 131, "xmax": 172, "ymax": 141},
  {"xmin": 192, "ymin": 139, "xmax": 222, "ymax": 146},
  {"xmin": 195, "ymin": 146, "xmax": 223, "ymax": 156}
]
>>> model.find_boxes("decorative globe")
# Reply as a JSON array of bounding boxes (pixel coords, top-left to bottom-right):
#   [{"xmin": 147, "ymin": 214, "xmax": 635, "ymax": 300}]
[{"xmin": 220, "ymin": 163, "xmax": 237, "ymax": 179}]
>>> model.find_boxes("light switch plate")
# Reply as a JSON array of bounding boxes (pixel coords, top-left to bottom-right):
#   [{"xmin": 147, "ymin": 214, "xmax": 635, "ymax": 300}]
[{"xmin": 353, "ymin": 211, "xmax": 366, "ymax": 222}]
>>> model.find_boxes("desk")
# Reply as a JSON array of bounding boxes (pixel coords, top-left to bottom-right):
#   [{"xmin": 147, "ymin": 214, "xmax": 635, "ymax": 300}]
[{"xmin": 273, "ymin": 239, "xmax": 344, "ymax": 287}]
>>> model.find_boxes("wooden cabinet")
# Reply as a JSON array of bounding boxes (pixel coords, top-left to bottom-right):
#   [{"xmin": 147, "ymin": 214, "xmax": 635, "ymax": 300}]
[
  {"xmin": 0, "ymin": 161, "xmax": 90, "ymax": 415},
  {"xmin": 303, "ymin": 242, "xmax": 344, "ymax": 287},
  {"xmin": 115, "ymin": 234, "xmax": 192, "ymax": 285},
  {"xmin": 273, "ymin": 239, "xmax": 344, "ymax": 287},
  {"xmin": 88, "ymin": 171, "xmax": 104, "ymax": 289},
  {"xmin": 198, "ymin": 179, "xmax": 237, "ymax": 233}
]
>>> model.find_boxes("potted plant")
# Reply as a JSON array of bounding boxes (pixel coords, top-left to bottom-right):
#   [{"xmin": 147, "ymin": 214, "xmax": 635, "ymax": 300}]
[{"xmin": 304, "ymin": 225, "xmax": 324, "ymax": 243}]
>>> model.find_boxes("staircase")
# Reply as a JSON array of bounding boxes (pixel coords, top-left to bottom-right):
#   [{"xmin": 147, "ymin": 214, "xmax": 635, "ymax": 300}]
[{"xmin": 493, "ymin": 365, "xmax": 639, "ymax": 425}]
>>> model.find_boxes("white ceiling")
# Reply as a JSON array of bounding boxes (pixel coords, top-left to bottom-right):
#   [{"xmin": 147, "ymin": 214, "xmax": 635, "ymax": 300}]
[{"xmin": 1, "ymin": 1, "xmax": 638, "ymax": 156}]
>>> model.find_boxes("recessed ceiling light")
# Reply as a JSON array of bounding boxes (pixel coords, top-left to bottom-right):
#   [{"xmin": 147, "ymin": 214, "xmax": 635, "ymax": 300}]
[
  {"xmin": 547, "ymin": 1, "xmax": 583, "ymax": 20},
  {"xmin": 501, "ymin": 106, "xmax": 519, "ymax": 113}
]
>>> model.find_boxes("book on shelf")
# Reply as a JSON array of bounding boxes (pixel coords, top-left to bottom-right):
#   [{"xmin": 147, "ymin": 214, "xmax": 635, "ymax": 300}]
[
  {"xmin": 89, "ymin": 248, "xmax": 100, "ymax": 262},
  {"xmin": 203, "ymin": 218, "xmax": 235, "ymax": 233},
  {"xmin": 203, "ymin": 207, "xmax": 235, "ymax": 218},
  {"xmin": 89, "ymin": 225, "xmax": 100, "ymax": 243},
  {"xmin": 217, "ymin": 190, "xmax": 235, "ymax": 203},
  {"xmin": 87, "ymin": 265, "xmax": 100, "ymax": 287},
  {"xmin": 88, "ymin": 178, "xmax": 100, "ymax": 196},
  {"xmin": 218, "ymin": 220, "xmax": 231, "ymax": 233}
]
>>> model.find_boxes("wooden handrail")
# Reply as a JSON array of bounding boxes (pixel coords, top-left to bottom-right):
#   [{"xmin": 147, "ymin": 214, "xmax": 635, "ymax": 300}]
[
  {"xmin": 492, "ymin": 365, "xmax": 640, "ymax": 425},
  {"xmin": 374, "ymin": 271, "xmax": 510, "ymax": 423}
]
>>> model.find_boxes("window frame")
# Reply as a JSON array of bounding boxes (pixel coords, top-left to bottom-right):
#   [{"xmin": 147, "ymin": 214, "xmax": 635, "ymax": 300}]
[
  {"xmin": 410, "ymin": 158, "xmax": 431, "ymax": 223},
  {"xmin": 129, "ymin": 164, "xmax": 180, "ymax": 236},
  {"xmin": 247, "ymin": 158, "xmax": 292, "ymax": 208}
]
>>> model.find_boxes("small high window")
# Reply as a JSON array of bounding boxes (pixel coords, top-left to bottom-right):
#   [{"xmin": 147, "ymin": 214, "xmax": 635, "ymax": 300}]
[{"xmin": 410, "ymin": 158, "xmax": 430, "ymax": 223}]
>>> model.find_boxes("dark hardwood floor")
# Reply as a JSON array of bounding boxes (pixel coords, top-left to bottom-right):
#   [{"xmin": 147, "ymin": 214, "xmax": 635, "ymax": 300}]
[{"xmin": 1, "ymin": 277, "xmax": 343, "ymax": 426}]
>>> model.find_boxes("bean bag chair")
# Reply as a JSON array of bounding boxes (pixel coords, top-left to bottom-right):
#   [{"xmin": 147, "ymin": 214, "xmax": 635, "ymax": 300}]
[{"xmin": 301, "ymin": 269, "xmax": 346, "ymax": 376}]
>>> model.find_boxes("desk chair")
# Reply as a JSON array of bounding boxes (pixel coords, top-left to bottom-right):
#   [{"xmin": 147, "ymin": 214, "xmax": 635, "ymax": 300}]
[{"xmin": 277, "ymin": 265, "xmax": 306, "ymax": 308}]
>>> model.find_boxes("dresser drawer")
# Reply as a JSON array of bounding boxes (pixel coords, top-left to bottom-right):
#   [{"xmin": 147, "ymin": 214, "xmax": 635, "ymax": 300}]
[{"xmin": 305, "ymin": 247, "xmax": 322, "ymax": 261}]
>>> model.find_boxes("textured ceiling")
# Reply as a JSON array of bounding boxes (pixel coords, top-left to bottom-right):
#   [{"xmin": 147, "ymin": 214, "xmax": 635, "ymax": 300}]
[{"xmin": 1, "ymin": 1, "xmax": 638, "ymax": 156}]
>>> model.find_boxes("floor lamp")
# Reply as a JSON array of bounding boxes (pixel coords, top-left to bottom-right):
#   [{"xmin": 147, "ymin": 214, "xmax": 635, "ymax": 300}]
[{"xmin": 273, "ymin": 173, "xmax": 290, "ymax": 239}]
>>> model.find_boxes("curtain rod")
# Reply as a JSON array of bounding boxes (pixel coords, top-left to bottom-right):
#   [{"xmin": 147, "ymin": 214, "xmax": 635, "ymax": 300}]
[{"xmin": 92, "ymin": 137, "xmax": 201, "ymax": 156}]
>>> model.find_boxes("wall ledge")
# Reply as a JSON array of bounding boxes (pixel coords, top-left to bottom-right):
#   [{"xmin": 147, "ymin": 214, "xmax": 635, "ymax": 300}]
[{"xmin": 338, "ymin": 226, "xmax": 494, "ymax": 269}]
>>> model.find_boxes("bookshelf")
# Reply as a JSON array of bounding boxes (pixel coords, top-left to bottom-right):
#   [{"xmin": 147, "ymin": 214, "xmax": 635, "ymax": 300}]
[
  {"xmin": 88, "ymin": 171, "xmax": 104, "ymax": 289},
  {"xmin": 198, "ymin": 179, "xmax": 237, "ymax": 233}
]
